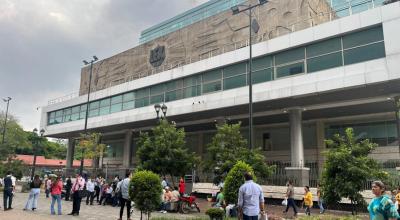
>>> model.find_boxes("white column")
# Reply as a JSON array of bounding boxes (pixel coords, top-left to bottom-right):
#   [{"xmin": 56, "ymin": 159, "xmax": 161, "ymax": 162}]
[
  {"xmin": 316, "ymin": 120, "xmax": 326, "ymax": 176},
  {"xmin": 289, "ymin": 108, "xmax": 304, "ymax": 167},
  {"xmin": 123, "ymin": 130, "xmax": 133, "ymax": 168}
]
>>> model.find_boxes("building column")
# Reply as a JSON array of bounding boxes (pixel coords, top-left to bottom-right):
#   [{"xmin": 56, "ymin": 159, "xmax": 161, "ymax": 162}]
[
  {"xmin": 66, "ymin": 138, "xmax": 75, "ymax": 176},
  {"xmin": 316, "ymin": 120, "xmax": 326, "ymax": 177},
  {"xmin": 394, "ymin": 96, "xmax": 400, "ymax": 153},
  {"xmin": 285, "ymin": 108, "xmax": 310, "ymax": 186},
  {"xmin": 123, "ymin": 130, "xmax": 133, "ymax": 169}
]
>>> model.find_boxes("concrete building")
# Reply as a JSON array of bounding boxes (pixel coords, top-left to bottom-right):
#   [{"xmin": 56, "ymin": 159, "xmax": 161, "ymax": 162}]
[{"xmin": 41, "ymin": 0, "xmax": 400, "ymax": 185}]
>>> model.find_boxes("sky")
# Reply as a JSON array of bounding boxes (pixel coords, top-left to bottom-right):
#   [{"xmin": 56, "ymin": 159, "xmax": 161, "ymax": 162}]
[{"xmin": 0, "ymin": 0, "xmax": 208, "ymax": 132}]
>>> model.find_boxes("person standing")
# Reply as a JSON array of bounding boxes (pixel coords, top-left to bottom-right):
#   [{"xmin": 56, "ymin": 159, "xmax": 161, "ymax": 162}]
[
  {"xmin": 94, "ymin": 177, "xmax": 101, "ymax": 203},
  {"xmin": 303, "ymin": 186, "xmax": 313, "ymax": 216},
  {"xmin": 45, "ymin": 177, "xmax": 51, "ymax": 198},
  {"xmin": 24, "ymin": 175, "xmax": 42, "ymax": 211},
  {"xmin": 317, "ymin": 184, "xmax": 325, "ymax": 214},
  {"xmin": 68, "ymin": 174, "xmax": 85, "ymax": 216},
  {"xmin": 238, "ymin": 172, "xmax": 265, "ymax": 220},
  {"xmin": 3, "ymin": 171, "xmax": 15, "ymax": 211},
  {"xmin": 161, "ymin": 177, "xmax": 168, "ymax": 189},
  {"xmin": 283, "ymin": 180, "xmax": 298, "ymax": 217},
  {"xmin": 50, "ymin": 176, "xmax": 63, "ymax": 215},
  {"xmin": 368, "ymin": 181, "xmax": 399, "ymax": 219},
  {"xmin": 86, "ymin": 178, "xmax": 95, "ymax": 205},
  {"xmin": 179, "ymin": 177, "xmax": 185, "ymax": 195},
  {"xmin": 65, "ymin": 176, "xmax": 72, "ymax": 201},
  {"xmin": 117, "ymin": 173, "xmax": 132, "ymax": 220}
]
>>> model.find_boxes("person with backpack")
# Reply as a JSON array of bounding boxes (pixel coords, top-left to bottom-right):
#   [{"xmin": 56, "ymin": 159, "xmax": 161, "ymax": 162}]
[{"xmin": 23, "ymin": 175, "xmax": 42, "ymax": 211}]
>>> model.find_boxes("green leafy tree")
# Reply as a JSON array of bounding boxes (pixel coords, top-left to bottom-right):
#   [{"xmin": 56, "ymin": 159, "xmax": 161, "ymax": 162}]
[
  {"xmin": 0, "ymin": 112, "xmax": 31, "ymax": 156},
  {"xmin": 129, "ymin": 170, "xmax": 162, "ymax": 220},
  {"xmin": 0, "ymin": 157, "xmax": 27, "ymax": 179},
  {"xmin": 75, "ymin": 132, "xmax": 106, "ymax": 165},
  {"xmin": 136, "ymin": 119, "xmax": 198, "ymax": 186},
  {"xmin": 203, "ymin": 122, "xmax": 274, "ymax": 184},
  {"xmin": 321, "ymin": 127, "xmax": 388, "ymax": 214},
  {"xmin": 224, "ymin": 161, "xmax": 256, "ymax": 205}
]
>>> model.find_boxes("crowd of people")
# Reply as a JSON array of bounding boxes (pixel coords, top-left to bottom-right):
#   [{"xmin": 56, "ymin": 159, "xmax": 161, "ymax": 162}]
[{"xmin": 1, "ymin": 170, "xmax": 133, "ymax": 220}]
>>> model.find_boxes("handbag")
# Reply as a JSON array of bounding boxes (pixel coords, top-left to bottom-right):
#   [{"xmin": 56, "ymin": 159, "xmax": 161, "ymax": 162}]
[{"xmin": 282, "ymin": 198, "xmax": 288, "ymax": 206}]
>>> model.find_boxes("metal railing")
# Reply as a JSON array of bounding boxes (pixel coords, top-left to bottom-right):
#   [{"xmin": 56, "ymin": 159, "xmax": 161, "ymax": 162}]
[{"xmin": 47, "ymin": 0, "xmax": 386, "ymax": 106}]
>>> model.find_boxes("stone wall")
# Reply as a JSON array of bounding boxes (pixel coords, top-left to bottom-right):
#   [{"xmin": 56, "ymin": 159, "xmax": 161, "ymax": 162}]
[{"xmin": 79, "ymin": 0, "xmax": 333, "ymax": 95}]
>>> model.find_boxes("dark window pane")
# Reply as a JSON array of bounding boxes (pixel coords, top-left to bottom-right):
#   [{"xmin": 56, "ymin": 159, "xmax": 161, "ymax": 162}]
[
  {"xmin": 111, "ymin": 95, "xmax": 123, "ymax": 104},
  {"xmin": 165, "ymin": 79, "xmax": 183, "ymax": 91},
  {"xmin": 110, "ymin": 103, "xmax": 122, "ymax": 113},
  {"xmin": 55, "ymin": 117, "xmax": 63, "ymax": 124},
  {"xmin": 136, "ymin": 89, "xmax": 149, "ymax": 98},
  {"xmin": 223, "ymin": 62, "xmax": 247, "ymax": 78},
  {"xmin": 343, "ymin": 26, "xmax": 383, "ymax": 49},
  {"xmin": 122, "ymin": 101, "xmax": 134, "ymax": 110},
  {"xmin": 202, "ymin": 69, "xmax": 222, "ymax": 82},
  {"xmin": 276, "ymin": 62, "xmax": 304, "ymax": 78},
  {"xmin": 89, "ymin": 101, "xmax": 99, "ymax": 110},
  {"xmin": 150, "ymin": 95, "xmax": 164, "ymax": 104},
  {"xmin": 49, "ymin": 112, "xmax": 56, "ymax": 119},
  {"xmin": 48, "ymin": 118, "xmax": 55, "ymax": 125},
  {"xmin": 306, "ymin": 38, "xmax": 341, "ymax": 57},
  {"xmin": 252, "ymin": 68, "xmax": 273, "ymax": 84},
  {"xmin": 307, "ymin": 52, "xmax": 343, "ymax": 73},
  {"xmin": 123, "ymin": 92, "xmax": 135, "ymax": 102},
  {"xmin": 184, "ymin": 75, "xmax": 201, "ymax": 87},
  {"xmin": 275, "ymin": 47, "xmax": 304, "ymax": 65},
  {"xmin": 223, "ymin": 74, "xmax": 247, "ymax": 90},
  {"xmin": 252, "ymin": 56, "xmax": 272, "ymax": 71},
  {"xmin": 63, "ymin": 108, "xmax": 71, "ymax": 115},
  {"xmin": 55, "ymin": 110, "xmax": 63, "ymax": 117},
  {"xmin": 72, "ymin": 106, "xmax": 80, "ymax": 113},
  {"xmin": 165, "ymin": 90, "xmax": 182, "ymax": 102},
  {"xmin": 135, "ymin": 97, "xmax": 149, "ymax": 108},
  {"xmin": 183, "ymin": 86, "xmax": 199, "ymax": 98},
  {"xmin": 64, "ymin": 114, "xmax": 71, "ymax": 122},
  {"xmin": 150, "ymin": 84, "xmax": 165, "ymax": 95},
  {"xmin": 203, "ymin": 81, "xmax": 221, "ymax": 94},
  {"xmin": 344, "ymin": 42, "xmax": 385, "ymax": 65}
]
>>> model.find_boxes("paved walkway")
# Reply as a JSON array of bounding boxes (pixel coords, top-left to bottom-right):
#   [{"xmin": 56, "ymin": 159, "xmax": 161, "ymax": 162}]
[{"xmin": 0, "ymin": 192, "xmax": 368, "ymax": 220}]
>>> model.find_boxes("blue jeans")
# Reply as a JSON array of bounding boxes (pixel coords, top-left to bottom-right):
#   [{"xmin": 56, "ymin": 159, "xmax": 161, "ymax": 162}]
[
  {"xmin": 318, "ymin": 199, "xmax": 325, "ymax": 213},
  {"xmin": 25, "ymin": 188, "xmax": 40, "ymax": 209},
  {"xmin": 284, "ymin": 198, "xmax": 298, "ymax": 214},
  {"xmin": 50, "ymin": 194, "xmax": 62, "ymax": 215},
  {"xmin": 243, "ymin": 214, "xmax": 258, "ymax": 220}
]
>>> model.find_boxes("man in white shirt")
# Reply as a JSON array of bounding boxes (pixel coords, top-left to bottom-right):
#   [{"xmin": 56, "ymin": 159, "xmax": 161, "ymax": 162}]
[
  {"xmin": 117, "ymin": 172, "xmax": 132, "ymax": 220},
  {"xmin": 68, "ymin": 174, "xmax": 86, "ymax": 216},
  {"xmin": 86, "ymin": 178, "xmax": 95, "ymax": 205}
]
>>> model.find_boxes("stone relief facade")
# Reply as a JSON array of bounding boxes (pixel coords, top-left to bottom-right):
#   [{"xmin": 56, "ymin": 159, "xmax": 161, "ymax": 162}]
[{"xmin": 79, "ymin": 0, "xmax": 333, "ymax": 95}]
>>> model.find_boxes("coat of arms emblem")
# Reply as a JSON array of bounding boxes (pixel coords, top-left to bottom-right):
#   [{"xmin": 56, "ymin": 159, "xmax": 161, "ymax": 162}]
[{"xmin": 149, "ymin": 45, "xmax": 166, "ymax": 67}]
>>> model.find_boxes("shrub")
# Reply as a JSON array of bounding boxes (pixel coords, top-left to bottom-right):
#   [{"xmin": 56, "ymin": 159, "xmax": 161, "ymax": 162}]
[
  {"xmin": 205, "ymin": 208, "xmax": 225, "ymax": 220},
  {"xmin": 223, "ymin": 161, "xmax": 256, "ymax": 205},
  {"xmin": 129, "ymin": 170, "xmax": 162, "ymax": 220}
]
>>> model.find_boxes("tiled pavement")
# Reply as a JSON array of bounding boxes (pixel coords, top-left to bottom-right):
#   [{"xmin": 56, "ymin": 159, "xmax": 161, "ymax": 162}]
[{"xmin": 0, "ymin": 192, "xmax": 368, "ymax": 220}]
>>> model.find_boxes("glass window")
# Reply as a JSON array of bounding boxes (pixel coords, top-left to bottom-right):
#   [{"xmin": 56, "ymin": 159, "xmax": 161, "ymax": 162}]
[
  {"xmin": 55, "ymin": 110, "xmax": 63, "ymax": 117},
  {"xmin": 63, "ymin": 108, "xmax": 71, "ymax": 116},
  {"xmin": 276, "ymin": 62, "xmax": 304, "ymax": 78},
  {"xmin": 135, "ymin": 97, "xmax": 149, "ymax": 108},
  {"xmin": 71, "ymin": 106, "xmax": 80, "ymax": 113},
  {"xmin": 306, "ymin": 38, "xmax": 341, "ymax": 58},
  {"xmin": 202, "ymin": 69, "xmax": 222, "ymax": 82},
  {"xmin": 223, "ymin": 74, "xmax": 247, "ymax": 90},
  {"xmin": 89, "ymin": 109, "xmax": 99, "ymax": 117},
  {"xmin": 183, "ymin": 85, "xmax": 201, "ymax": 98},
  {"xmin": 275, "ymin": 47, "xmax": 304, "ymax": 65},
  {"xmin": 344, "ymin": 42, "xmax": 385, "ymax": 65},
  {"xmin": 223, "ymin": 62, "xmax": 247, "ymax": 78},
  {"xmin": 99, "ymin": 106, "xmax": 110, "ymax": 115},
  {"xmin": 111, "ymin": 95, "xmax": 123, "ymax": 104},
  {"xmin": 71, "ymin": 113, "xmax": 80, "ymax": 121},
  {"xmin": 122, "ymin": 101, "xmax": 135, "ymax": 110},
  {"xmin": 110, "ymin": 103, "xmax": 122, "ymax": 113},
  {"xmin": 252, "ymin": 56, "xmax": 272, "ymax": 71},
  {"xmin": 80, "ymin": 104, "xmax": 87, "ymax": 111},
  {"xmin": 342, "ymin": 26, "xmax": 383, "ymax": 49},
  {"xmin": 48, "ymin": 118, "xmax": 55, "ymax": 124},
  {"xmin": 252, "ymin": 68, "xmax": 273, "ymax": 84},
  {"xmin": 63, "ymin": 114, "xmax": 71, "ymax": 122},
  {"xmin": 165, "ymin": 80, "xmax": 183, "ymax": 91},
  {"xmin": 100, "ymin": 98, "xmax": 110, "ymax": 107},
  {"xmin": 184, "ymin": 75, "xmax": 201, "ymax": 87},
  {"xmin": 307, "ymin": 52, "xmax": 343, "ymax": 73},
  {"xmin": 150, "ymin": 94, "xmax": 164, "ymax": 104},
  {"xmin": 49, "ymin": 112, "xmax": 56, "ymax": 119},
  {"xmin": 165, "ymin": 90, "xmax": 182, "ymax": 102},
  {"xmin": 89, "ymin": 101, "xmax": 99, "ymax": 110},
  {"xmin": 79, "ymin": 111, "xmax": 86, "ymax": 119},
  {"xmin": 136, "ymin": 88, "xmax": 149, "ymax": 98},
  {"xmin": 55, "ymin": 117, "xmax": 63, "ymax": 124},
  {"xmin": 123, "ymin": 92, "xmax": 135, "ymax": 102},
  {"xmin": 150, "ymin": 84, "xmax": 165, "ymax": 95},
  {"xmin": 203, "ymin": 81, "xmax": 221, "ymax": 94}
]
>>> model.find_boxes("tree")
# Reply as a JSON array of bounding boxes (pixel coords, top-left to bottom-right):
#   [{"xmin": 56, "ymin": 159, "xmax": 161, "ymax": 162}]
[
  {"xmin": 75, "ymin": 132, "xmax": 106, "ymax": 163},
  {"xmin": 136, "ymin": 119, "xmax": 198, "ymax": 186},
  {"xmin": 223, "ymin": 161, "xmax": 256, "ymax": 205},
  {"xmin": 321, "ymin": 127, "xmax": 388, "ymax": 214},
  {"xmin": 203, "ymin": 122, "xmax": 274, "ymax": 184},
  {"xmin": 129, "ymin": 170, "xmax": 162, "ymax": 220},
  {"xmin": 0, "ymin": 112, "xmax": 31, "ymax": 155}
]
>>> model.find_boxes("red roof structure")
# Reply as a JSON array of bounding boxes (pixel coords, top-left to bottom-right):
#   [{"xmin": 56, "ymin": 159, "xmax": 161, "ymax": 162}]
[{"xmin": 15, "ymin": 155, "xmax": 92, "ymax": 167}]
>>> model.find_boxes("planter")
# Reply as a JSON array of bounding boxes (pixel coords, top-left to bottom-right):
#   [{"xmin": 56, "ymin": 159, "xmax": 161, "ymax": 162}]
[
  {"xmin": 207, "ymin": 197, "xmax": 213, "ymax": 202},
  {"xmin": 206, "ymin": 208, "xmax": 225, "ymax": 220}
]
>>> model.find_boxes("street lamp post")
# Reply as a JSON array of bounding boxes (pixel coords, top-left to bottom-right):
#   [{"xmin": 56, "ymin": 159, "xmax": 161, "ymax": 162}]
[
  {"xmin": 231, "ymin": 0, "xmax": 267, "ymax": 149},
  {"xmin": 1, "ymin": 97, "xmax": 12, "ymax": 144},
  {"xmin": 31, "ymin": 128, "xmax": 45, "ymax": 180},
  {"xmin": 154, "ymin": 103, "xmax": 167, "ymax": 121},
  {"xmin": 80, "ymin": 55, "xmax": 99, "ymax": 175}
]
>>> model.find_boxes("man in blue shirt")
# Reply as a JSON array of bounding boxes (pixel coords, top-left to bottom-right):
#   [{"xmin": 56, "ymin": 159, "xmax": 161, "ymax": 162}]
[
  {"xmin": 238, "ymin": 172, "xmax": 265, "ymax": 220},
  {"xmin": 3, "ymin": 171, "xmax": 15, "ymax": 211}
]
